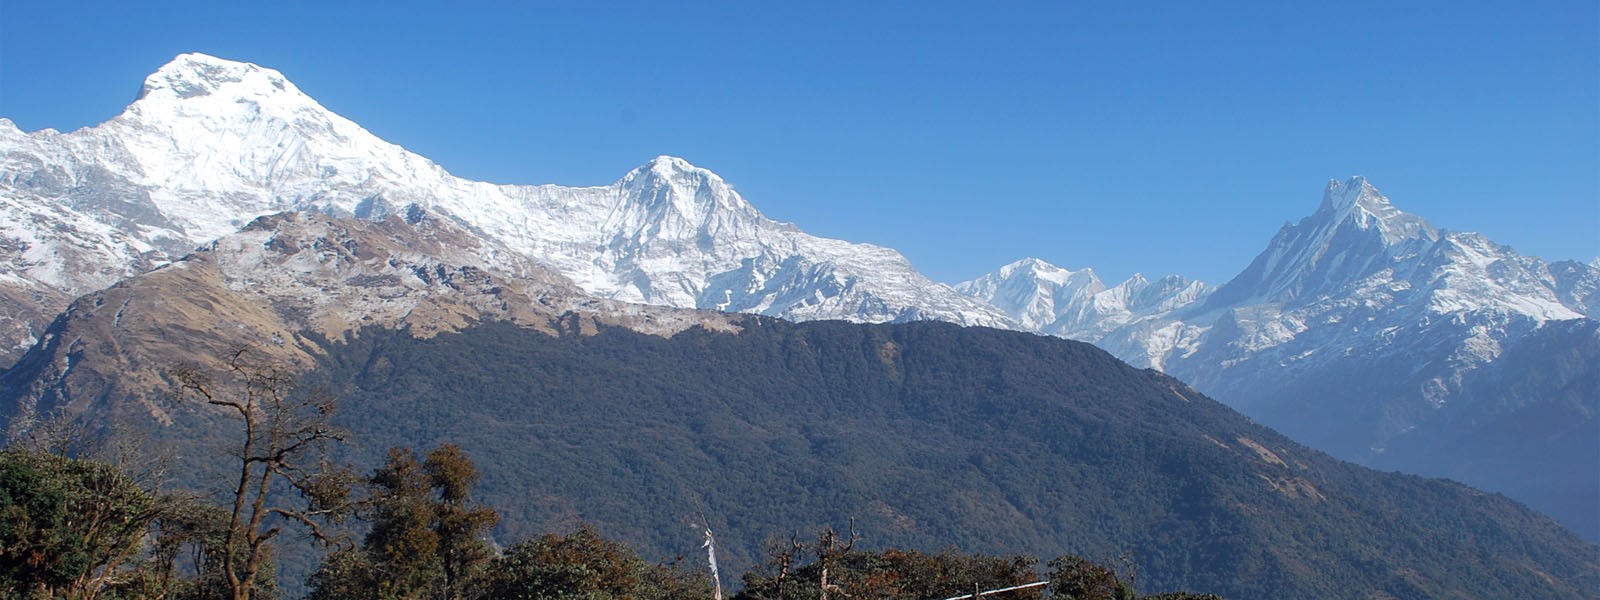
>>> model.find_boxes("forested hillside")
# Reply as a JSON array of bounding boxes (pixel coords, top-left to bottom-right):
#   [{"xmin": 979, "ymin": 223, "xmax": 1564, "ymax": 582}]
[{"xmin": 283, "ymin": 318, "xmax": 1596, "ymax": 599}]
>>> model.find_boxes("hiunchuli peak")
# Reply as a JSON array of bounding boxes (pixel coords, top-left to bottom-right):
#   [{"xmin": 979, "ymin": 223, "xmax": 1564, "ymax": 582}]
[
  {"xmin": 628, "ymin": 155, "xmax": 735, "ymax": 191},
  {"xmin": 618, "ymin": 155, "xmax": 760, "ymax": 223}
]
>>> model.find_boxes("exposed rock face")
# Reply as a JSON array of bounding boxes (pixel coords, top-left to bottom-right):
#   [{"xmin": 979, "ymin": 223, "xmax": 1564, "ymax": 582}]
[{"xmin": 0, "ymin": 209, "xmax": 741, "ymax": 429}]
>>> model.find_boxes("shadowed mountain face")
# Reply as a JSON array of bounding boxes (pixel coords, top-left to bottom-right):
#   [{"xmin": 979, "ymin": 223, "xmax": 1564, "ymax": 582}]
[
  {"xmin": 1367, "ymin": 319, "xmax": 1600, "ymax": 541},
  {"xmin": 963, "ymin": 179, "xmax": 1599, "ymax": 540}
]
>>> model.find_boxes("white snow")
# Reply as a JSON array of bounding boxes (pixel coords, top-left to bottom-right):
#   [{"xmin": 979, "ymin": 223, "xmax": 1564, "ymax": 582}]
[{"xmin": 0, "ymin": 53, "xmax": 1012, "ymax": 331}]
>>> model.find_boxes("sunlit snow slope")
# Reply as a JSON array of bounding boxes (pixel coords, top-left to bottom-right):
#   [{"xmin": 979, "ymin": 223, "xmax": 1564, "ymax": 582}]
[{"xmin": 0, "ymin": 53, "xmax": 1010, "ymax": 362}]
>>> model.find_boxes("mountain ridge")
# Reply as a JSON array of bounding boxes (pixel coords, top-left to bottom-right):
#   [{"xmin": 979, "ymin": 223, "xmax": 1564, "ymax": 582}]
[
  {"xmin": 0, "ymin": 207, "xmax": 744, "ymax": 428},
  {"xmin": 0, "ymin": 53, "xmax": 1012, "ymax": 368}
]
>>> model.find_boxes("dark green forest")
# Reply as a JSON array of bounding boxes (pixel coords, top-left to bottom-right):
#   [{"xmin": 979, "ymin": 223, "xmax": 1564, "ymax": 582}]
[
  {"xmin": 4, "ymin": 316, "xmax": 1597, "ymax": 598},
  {"xmin": 292, "ymin": 318, "xmax": 1594, "ymax": 599}
]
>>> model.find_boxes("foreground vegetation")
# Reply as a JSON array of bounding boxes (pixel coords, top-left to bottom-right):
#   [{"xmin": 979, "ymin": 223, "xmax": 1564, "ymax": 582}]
[
  {"xmin": 0, "ymin": 446, "xmax": 1221, "ymax": 599},
  {"xmin": 2, "ymin": 345, "xmax": 1220, "ymax": 597}
]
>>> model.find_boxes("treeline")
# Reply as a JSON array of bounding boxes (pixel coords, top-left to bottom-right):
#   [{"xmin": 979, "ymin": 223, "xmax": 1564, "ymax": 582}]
[{"xmin": 1, "ymin": 445, "xmax": 1221, "ymax": 600}]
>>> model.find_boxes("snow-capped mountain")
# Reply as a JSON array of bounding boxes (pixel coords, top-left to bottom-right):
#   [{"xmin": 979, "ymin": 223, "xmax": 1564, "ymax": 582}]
[
  {"xmin": 955, "ymin": 257, "xmax": 1209, "ymax": 348},
  {"xmin": 962, "ymin": 177, "xmax": 1600, "ymax": 540},
  {"xmin": 1162, "ymin": 177, "xmax": 1593, "ymax": 399},
  {"xmin": 0, "ymin": 53, "xmax": 1008, "ymax": 362},
  {"xmin": 968, "ymin": 177, "xmax": 1594, "ymax": 406}
]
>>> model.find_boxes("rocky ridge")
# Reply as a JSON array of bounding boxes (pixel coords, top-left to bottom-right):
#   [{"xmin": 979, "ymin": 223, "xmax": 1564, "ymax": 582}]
[{"xmin": 0, "ymin": 208, "xmax": 739, "ymax": 429}]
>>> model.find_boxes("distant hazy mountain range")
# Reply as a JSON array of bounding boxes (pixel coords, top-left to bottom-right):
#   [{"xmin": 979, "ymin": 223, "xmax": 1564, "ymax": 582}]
[{"xmin": 0, "ymin": 53, "xmax": 1594, "ymax": 543}]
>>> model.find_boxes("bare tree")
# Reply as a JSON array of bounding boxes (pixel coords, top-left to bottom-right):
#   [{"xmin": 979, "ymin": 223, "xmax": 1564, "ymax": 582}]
[
  {"xmin": 816, "ymin": 518, "xmax": 857, "ymax": 600},
  {"xmin": 172, "ymin": 347, "xmax": 354, "ymax": 600},
  {"xmin": 772, "ymin": 532, "xmax": 803, "ymax": 599}
]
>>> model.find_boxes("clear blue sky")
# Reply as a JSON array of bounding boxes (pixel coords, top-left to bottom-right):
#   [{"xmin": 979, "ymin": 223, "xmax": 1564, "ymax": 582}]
[{"xmin": 2, "ymin": 1, "xmax": 1595, "ymax": 284}]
